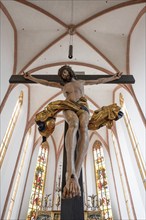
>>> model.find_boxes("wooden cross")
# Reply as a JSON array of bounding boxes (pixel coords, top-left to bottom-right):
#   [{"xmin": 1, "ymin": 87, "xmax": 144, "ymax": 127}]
[
  {"xmin": 9, "ymin": 74, "xmax": 135, "ymax": 84},
  {"xmin": 9, "ymin": 72, "xmax": 135, "ymax": 220}
]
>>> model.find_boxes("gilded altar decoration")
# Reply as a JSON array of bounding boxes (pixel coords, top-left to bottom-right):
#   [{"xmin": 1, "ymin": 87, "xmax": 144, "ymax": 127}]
[{"xmin": 35, "ymin": 99, "xmax": 123, "ymax": 138}]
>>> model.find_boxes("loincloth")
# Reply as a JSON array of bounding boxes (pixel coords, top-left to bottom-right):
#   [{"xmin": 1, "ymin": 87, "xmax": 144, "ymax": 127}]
[
  {"xmin": 35, "ymin": 98, "xmax": 123, "ymax": 138},
  {"xmin": 36, "ymin": 97, "xmax": 89, "ymax": 121}
]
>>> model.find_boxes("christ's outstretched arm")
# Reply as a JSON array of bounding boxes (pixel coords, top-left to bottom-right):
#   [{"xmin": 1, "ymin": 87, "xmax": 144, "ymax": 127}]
[
  {"xmin": 84, "ymin": 72, "xmax": 122, "ymax": 85},
  {"xmin": 23, "ymin": 72, "xmax": 62, "ymax": 88}
]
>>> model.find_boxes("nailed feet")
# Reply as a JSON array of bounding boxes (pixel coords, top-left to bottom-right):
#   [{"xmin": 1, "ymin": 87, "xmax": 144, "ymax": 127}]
[{"xmin": 62, "ymin": 173, "xmax": 81, "ymax": 199}]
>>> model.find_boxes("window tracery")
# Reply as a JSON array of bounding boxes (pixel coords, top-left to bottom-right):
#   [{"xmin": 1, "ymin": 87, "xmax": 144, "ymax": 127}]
[
  {"xmin": 0, "ymin": 91, "xmax": 23, "ymax": 168},
  {"xmin": 6, "ymin": 129, "xmax": 31, "ymax": 220},
  {"xmin": 26, "ymin": 143, "xmax": 49, "ymax": 220},
  {"xmin": 119, "ymin": 93, "xmax": 146, "ymax": 188},
  {"xmin": 93, "ymin": 140, "xmax": 113, "ymax": 220}
]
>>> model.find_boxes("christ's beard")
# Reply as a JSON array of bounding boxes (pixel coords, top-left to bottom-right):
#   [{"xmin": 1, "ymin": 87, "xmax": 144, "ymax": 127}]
[{"xmin": 62, "ymin": 76, "xmax": 72, "ymax": 83}]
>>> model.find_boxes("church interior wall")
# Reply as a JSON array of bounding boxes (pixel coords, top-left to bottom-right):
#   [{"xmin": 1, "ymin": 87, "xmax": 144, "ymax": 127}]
[
  {"xmin": 19, "ymin": 140, "xmax": 40, "ymax": 220},
  {"xmin": 130, "ymin": 14, "xmax": 146, "ymax": 116},
  {"xmin": 85, "ymin": 134, "xmax": 97, "ymax": 197},
  {"xmin": 44, "ymin": 136, "xmax": 57, "ymax": 210},
  {"xmin": 1, "ymin": 87, "xmax": 22, "ymax": 142},
  {"xmin": 103, "ymin": 138, "xmax": 122, "ymax": 220},
  {"xmin": 17, "ymin": 83, "xmax": 145, "ymax": 220},
  {"xmin": 85, "ymin": 84, "xmax": 114, "ymax": 108},
  {"xmin": 85, "ymin": 132, "xmax": 121, "ymax": 220},
  {"xmin": 11, "ymin": 126, "xmax": 35, "ymax": 220},
  {"xmin": 53, "ymin": 150, "xmax": 64, "ymax": 210},
  {"xmin": 107, "ymin": 132, "xmax": 129, "ymax": 220},
  {"xmin": 1, "ymin": 85, "xmax": 28, "ymax": 215},
  {"xmin": 113, "ymin": 87, "xmax": 145, "ymax": 219},
  {"xmin": 1, "ymin": 10, "xmax": 14, "ymax": 101},
  {"xmin": 0, "ymin": 3, "xmax": 145, "ymax": 220},
  {"xmin": 28, "ymin": 85, "xmax": 62, "ymax": 121},
  {"xmin": 116, "ymin": 118, "xmax": 145, "ymax": 219},
  {"xmin": 114, "ymin": 88, "xmax": 145, "ymax": 160},
  {"xmin": 20, "ymin": 123, "xmax": 64, "ymax": 216}
]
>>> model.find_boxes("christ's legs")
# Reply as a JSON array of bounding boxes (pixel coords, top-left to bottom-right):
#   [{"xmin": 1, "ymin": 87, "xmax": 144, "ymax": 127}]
[
  {"xmin": 75, "ymin": 111, "xmax": 89, "ymax": 179},
  {"xmin": 63, "ymin": 110, "xmax": 80, "ymax": 198}
]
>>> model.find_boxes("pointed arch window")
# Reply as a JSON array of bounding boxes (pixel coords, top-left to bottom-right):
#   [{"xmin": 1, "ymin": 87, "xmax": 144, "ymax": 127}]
[
  {"xmin": 93, "ymin": 140, "xmax": 113, "ymax": 220},
  {"xmin": 119, "ymin": 93, "xmax": 146, "ymax": 188},
  {"xmin": 6, "ymin": 129, "xmax": 31, "ymax": 220},
  {"xmin": 26, "ymin": 143, "xmax": 49, "ymax": 220},
  {"xmin": 111, "ymin": 131, "xmax": 132, "ymax": 219},
  {"xmin": 0, "ymin": 91, "xmax": 23, "ymax": 168}
]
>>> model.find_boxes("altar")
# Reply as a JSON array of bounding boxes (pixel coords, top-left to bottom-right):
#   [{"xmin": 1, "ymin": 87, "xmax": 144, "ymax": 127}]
[{"xmin": 35, "ymin": 210, "xmax": 103, "ymax": 220}]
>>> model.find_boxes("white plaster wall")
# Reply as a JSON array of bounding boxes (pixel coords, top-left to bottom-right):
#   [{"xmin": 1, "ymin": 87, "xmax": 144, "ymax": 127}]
[
  {"xmin": 28, "ymin": 86, "xmax": 62, "ymax": 121},
  {"xmin": 130, "ymin": 14, "xmax": 146, "ymax": 117},
  {"xmin": 86, "ymin": 133, "xmax": 99, "ymax": 197},
  {"xmin": 85, "ymin": 84, "xmax": 114, "ymax": 108},
  {"xmin": 0, "ymin": 10, "xmax": 14, "ymax": 101},
  {"xmin": 103, "ymin": 143, "xmax": 121, "ymax": 220},
  {"xmin": 1, "ymin": 85, "xmax": 28, "ymax": 216},
  {"xmin": 44, "ymin": 136, "xmax": 56, "ymax": 210},
  {"xmin": 108, "ymin": 132, "xmax": 129, "ymax": 220}
]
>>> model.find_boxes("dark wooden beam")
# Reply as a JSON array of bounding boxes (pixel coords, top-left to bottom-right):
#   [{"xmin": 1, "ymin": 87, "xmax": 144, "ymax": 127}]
[
  {"xmin": 61, "ymin": 123, "xmax": 84, "ymax": 220},
  {"xmin": 9, "ymin": 74, "xmax": 135, "ymax": 84}
]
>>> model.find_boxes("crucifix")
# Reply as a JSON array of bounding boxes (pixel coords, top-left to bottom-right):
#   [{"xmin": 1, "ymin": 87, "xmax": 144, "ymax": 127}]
[{"xmin": 9, "ymin": 66, "xmax": 134, "ymax": 220}]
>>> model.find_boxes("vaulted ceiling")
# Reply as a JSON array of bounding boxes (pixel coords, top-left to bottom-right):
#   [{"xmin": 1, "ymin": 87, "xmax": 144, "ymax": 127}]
[
  {"xmin": 2, "ymin": 0, "xmax": 145, "ymax": 75},
  {"xmin": 1, "ymin": 0, "xmax": 146, "ymax": 133}
]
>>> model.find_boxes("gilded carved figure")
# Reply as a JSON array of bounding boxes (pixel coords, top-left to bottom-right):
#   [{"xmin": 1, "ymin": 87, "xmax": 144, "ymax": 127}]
[{"xmin": 24, "ymin": 65, "xmax": 123, "ymax": 199}]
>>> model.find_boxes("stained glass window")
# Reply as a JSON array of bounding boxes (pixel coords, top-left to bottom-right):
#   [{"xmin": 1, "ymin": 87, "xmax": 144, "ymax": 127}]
[
  {"xmin": 26, "ymin": 142, "xmax": 49, "ymax": 220},
  {"xmin": 93, "ymin": 140, "xmax": 113, "ymax": 220}
]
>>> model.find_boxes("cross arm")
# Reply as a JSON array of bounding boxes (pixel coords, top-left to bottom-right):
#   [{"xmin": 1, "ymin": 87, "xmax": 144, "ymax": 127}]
[{"xmin": 9, "ymin": 74, "xmax": 135, "ymax": 84}]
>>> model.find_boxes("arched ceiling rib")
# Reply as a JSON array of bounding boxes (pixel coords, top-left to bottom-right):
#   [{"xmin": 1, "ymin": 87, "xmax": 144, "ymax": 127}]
[
  {"xmin": 126, "ymin": 6, "xmax": 146, "ymax": 73},
  {"xmin": 27, "ymin": 62, "xmax": 116, "ymax": 75},
  {"xmin": 0, "ymin": 3, "xmax": 17, "ymax": 74},
  {"xmin": 18, "ymin": 32, "xmax": 68, "ymax": 74},
  {"xmin": 25, "ymin": 34, "xmax": 117, "ymax": 73},
  {"xmin": 76, "ymin": 0, "xmax": 146, "ymax": 27},
  {"xmin": 2, "ymin": 0, "xmax": 145, "ymax": 75},
  {"xmin": 15, "ymin": 0, "xmax": 68, "ymax": 28}
]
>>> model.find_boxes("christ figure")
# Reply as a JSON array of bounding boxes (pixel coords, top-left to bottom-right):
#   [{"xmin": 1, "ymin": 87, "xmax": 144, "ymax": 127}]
[{"xmin": 24, "ymin": 65, "xmax": 122, "ymax": 199}]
